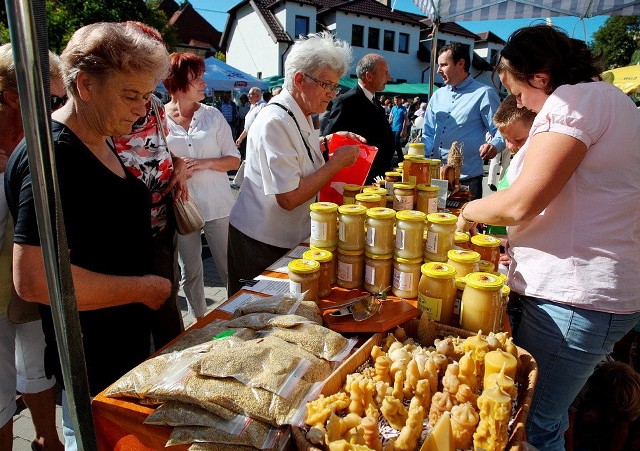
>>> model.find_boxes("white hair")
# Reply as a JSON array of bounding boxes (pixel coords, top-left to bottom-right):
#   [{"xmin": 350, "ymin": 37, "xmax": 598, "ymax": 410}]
[{"xmin": 283, "ymin": 32, "xmax": 351, "ymax": 91}]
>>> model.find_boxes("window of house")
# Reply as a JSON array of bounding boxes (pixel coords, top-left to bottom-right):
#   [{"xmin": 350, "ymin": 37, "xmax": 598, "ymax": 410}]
[
  {"xmin": 490, "ymin": 48, "xmax": 499, "ymax": 65},
  {"xmin": 368, "ymin": 27, "xmax": 380, "ymax": 49},
  {"xmin": 383, "ymin": 30, "xmax": 395, "ymax": 51},
  {"xmin": 295, "ymin": 16, "xmax": 309, "ymax": 38},
  {"xmin": 398, "ymin": 32, "xmax": 409, "ymax": 53},
  {"xmin": 352, "ymin": 25, "xmax": 364, "ymax": 47}
]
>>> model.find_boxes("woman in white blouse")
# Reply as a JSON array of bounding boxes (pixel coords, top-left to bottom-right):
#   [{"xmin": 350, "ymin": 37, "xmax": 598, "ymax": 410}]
[{"xmin": 163, "ymin": 52, "xmax": 240, "ymax": 320}]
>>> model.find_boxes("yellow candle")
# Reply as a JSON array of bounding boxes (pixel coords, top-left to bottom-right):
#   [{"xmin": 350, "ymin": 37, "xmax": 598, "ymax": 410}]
[
  {"xmin": 473, "ymin": 386, "xmax": 512, "ymax": 451},
  {"xmin": 462, "ymin": 331, "xmax": 490, "ymax": 380},
  {"xmin": 483, "ymin": 349, "xmax": 517, "ymax": 389},
  {"xmin": 485, "ymin": 365, "xmax": 517, "ymax": 399}
]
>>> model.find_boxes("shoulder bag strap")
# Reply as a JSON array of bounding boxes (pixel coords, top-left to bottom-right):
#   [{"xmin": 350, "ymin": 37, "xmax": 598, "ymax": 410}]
[{"xmin": 268, "ymin": 102, "xmax": 314, "ymax": 164}]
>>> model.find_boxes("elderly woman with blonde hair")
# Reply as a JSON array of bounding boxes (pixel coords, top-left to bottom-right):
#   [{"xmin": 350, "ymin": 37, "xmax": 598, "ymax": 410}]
[{"xmin": 4, "ymin": 22, "xmax": 171, "ymax": 448}]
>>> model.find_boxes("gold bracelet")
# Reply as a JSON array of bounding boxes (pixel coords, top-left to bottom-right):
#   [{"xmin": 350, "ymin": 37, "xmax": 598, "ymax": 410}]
[{"xmin": 459, "ymin": 202, "xmax": 474, "ymax": 223}]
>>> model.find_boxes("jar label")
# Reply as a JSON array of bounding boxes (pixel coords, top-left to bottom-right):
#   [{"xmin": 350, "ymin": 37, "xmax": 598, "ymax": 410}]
[
  {"xmin": 425, "ymin": 231, "xmax": 439, "ymax": 253},
  {"xmin": 418, "ymin": 294, "xmax": 442, "ymax": 321},
  {"xmin": 289, "ymin": 280, "xmax": 302, "ymax": 295},
  {"xmin": 395, "ymin": 229, "xmax": 406, "ymax": 250},
  {"xmin": 338, "ymin": 221, "xmax": 346, "ymax": 242},
  {"xmin": 365, "ymin": 264, "xmax": 375, "ymax": 285},
  {"xmin": 338, "ymin": 261, "xmax": 353, "ymax": 282},
  {"xmin": 393, "ymin": 194, "xmax": 413, "ymax": 211},
  {"xmin": 310, "ymin": 220, "xmax": 328, "ymax": 241},
  {"xmin": 428, "ymin": 197, "xmax": 438, "ymax": 213},
  {"xmin": 366, "ymin": 227, "xmax": 375, "ymax": 246},
  {"xmin": 393, "ymin": 269, "xmax": 414, "ymax": 290}
]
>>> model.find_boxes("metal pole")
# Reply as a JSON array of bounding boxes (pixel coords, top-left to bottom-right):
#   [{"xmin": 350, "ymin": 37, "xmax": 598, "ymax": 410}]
[{"xmin": 4, "ymin": 1, "xmax": 97, "ymax": 449}]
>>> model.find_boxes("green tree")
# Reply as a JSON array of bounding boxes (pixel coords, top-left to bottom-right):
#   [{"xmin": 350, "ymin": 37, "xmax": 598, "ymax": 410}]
[
  {"xmin": 591, "ymin": 16, "xmax": 640, "ymax": 70},
  {"xmin": 1, "ymin": 0, "xmax": 178, "ymax": 52}
]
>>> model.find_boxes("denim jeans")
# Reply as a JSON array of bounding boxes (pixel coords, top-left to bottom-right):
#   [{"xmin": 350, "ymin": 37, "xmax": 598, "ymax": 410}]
[
  {"xmin": 61, "ymin": 391, "xmax": 77, "ymax": 451},
  {"xmin": 515, "ymin": 296, "xmax": 640, "ymax": 451}
]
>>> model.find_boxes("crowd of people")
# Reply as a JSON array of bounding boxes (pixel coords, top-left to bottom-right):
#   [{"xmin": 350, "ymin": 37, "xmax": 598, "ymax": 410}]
[{"xmin": 0, "ymin": 19, "xmax": 638, "ymax": 451}]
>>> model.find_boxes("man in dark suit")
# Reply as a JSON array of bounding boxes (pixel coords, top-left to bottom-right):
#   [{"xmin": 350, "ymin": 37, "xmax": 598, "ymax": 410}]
[{"xmin": 321, "ymin": 54, "xmax": 394, "ymax": 184}]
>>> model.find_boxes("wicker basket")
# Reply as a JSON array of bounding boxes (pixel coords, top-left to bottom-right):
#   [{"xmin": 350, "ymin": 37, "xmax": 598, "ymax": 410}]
[{"xmin": 292, "ymin": 319, "xmax": 538, "ymax": 450}]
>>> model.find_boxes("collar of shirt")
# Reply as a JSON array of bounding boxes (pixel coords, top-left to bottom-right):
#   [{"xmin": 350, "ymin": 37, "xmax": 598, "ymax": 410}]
[
  {"xmin": 448, "ymin": 75, "xmax": 474, "ymax": 93},
  {"xmin": 358, "ymin": 82, "xmax": 376, "ymax": 103}
]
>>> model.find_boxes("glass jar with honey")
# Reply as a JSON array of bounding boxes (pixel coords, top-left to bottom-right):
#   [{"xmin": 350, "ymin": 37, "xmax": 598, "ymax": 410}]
[
  {"xmin": 406, "ymin": 158, "xmax": 431, "ymax": 186},
  {"xmin": 470, "ymin": 234, "xmax": 502, "ymax": 271},
  {"xmin": 460, "ymin": 272, "xmax": 504, "ymax": 334},
  {"xmin": 342, "ymin": 184, "xmax": 362, "ymax": 205},
  {"xmin": 309, "ymin": 202, "xmax": 338, "ymax": 248},
  {"xmin": 355, "ymin": 193, "xmax": 382, "ymax": 209},
  {"xmin": 362, "ymin": 187, "xmax": 389, "ymax": 207},
  {"xmin": 337, "ymin": 249, "xmax": 365, "ymax": 289},
  {"xmin": 288, "ymin": 259, "xmax": 320, "ymax": 302},
  {"xmin": 428, "ymin": 159, "xmax": 442, "ymax": 181},
  {"xmin": 447, "ymin": 249, "xmax": 481, "ymax": 277},
  {"xmin": 365, "ymin": 207, "xmax": 396, "ymax": 255},
  {"xmin": 337, "ymin": 204, "xmax": 366, "ymax": 251},
  {"xmin": 393, "ymin": 182, "xmax": 415, "ymax": 211},
  {"xmin": 392, "ymin": 257, "xmax": 422, "ymax": 299},
  {"xmin": 407, "ymin": 142, "xmax": 425, "ymax": 156},
  {"xmin": 311, "ymin": 245, "xmax": 338, "ymax": 284},
  {"xmin": 418, "ymin": 262, "xmax": 457, "ymax": 326},
  {"xmin": 384, "ymin": 171, "xmax": 402, "ymax": 195},
  {"xmin": 394, "ymin": 210, "xmax": 426, "ymax": 260},
  {"xmin": 416, "ymin": 184, "xmax": 439, "ymax": 214},
  {"xmin": 364, "ymin": 253, "xmax": 393, "ymax": 294},
  {"xmin": 302, "ymin": 249, "xmax": 333, "ymax": 298},
  {"xmin": 454, "ymin": 231, "xmax": 471, "ymax": 249},
  {"xmin": 424, "ymin": 212, "xmax": 457, "ymax": 262}
]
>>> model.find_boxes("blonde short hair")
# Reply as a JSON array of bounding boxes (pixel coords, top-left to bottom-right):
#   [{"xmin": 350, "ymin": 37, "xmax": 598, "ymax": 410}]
[{"xmin": 61, "ymin": 22, "xmax": 169, "ymax": 98}]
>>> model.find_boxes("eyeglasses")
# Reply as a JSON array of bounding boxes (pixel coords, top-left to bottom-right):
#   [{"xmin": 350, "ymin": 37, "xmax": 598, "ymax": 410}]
[
  {"xmin": 303, "ymin": 73, "xmax": 341, "ymax": 95},
  {"xmin": 50, "ymin": 94, "xmax": 67, "ymax": 111}
]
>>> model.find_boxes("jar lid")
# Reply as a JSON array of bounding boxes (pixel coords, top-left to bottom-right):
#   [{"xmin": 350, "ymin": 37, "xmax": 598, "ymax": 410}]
[
  {"xmin": 501, "ymin": 285, "xmax": 511, "ymax": 296},
  {"xmin": 338, "ymin": 204, "xmax": 367, "ymax": 215},
  {"xmin": 397, "ymin": 162, "xmax": 404, "ymax": 168},
  {"xmin": 310, "ymin": 201, "xmax": 338, "ymax": 213},
  {"xmin": 429, "ymin": 159, "xmax": 442, "ymax": 165},
  {"xmin": 394, "ymin": 167, "xmax": 403, "ymax": 173},
  {"xmin": 385, "ymin": 171, "xmax": 402, "ymax": 177},
  {"xmin": 365, "ymin": 252, "xmax": 393, "ymax": 260},
  {"xmin": 470, "ymin": 234, "xmax": 501, "ymax": 248},
  {"xmin": 288, "ymin": 259, "xmax": 320, "ymax": 274},
  {"xmin": 310, "ymin": 244, "xmax": 337, "ymax": 252},
  {"xmin": 407, "ymin": 142, "xmax": 425, "ymax": 148},
  {"xmin": 302, "ymin": 249, "xmax": 333, "ymax": 263},
  {"xmin": 411, "ymin": 158, "xmax": 429, "ymax": 164},
  {"xmin": 366, "ymin": 207, "xmax": 396, "ymax": 219},
  {"xmin": 394, "ymin": 257, "xmax": 423, "ymax": 264},
  {"xmin": 355, "ymin": 193, "xmax": 382, "ymax": 202},
  {"xmin": 403, "ymin": 155, "xmax": 421, "ymax": 160},
  {"xmin": 465, "ymin": 272, "xmax": 503, "ymax": 290},
  {"xmin": 427, "ymin": 212, "xmax": 457, "ymax": 224},
  {"xmin": 421, "ymin": 262, "xmax": 456, "ymax": 278},
  {"xmin": 362, "ymin": 187, "xmax": 388, "ymax": 196},
  {"xmin": 416, "ymin": 184, "xmax": 439, "ymax": 192},
  {"xmin": 454, "ymin": 231, "xmax": 470, "ymax": 243},
  {"xmin": 393, "ymin": 182, "xmax": 415, "ymax": 190},
  {"xmin": 343, "ymin": 184, "xmax": 363, "ymax": 192},
  {"xmin": 478, "ymin": 260, "xmax": 495, "ymax": 272},
  {"xmin": 396, "ymin": 210, "xmax": 427, "ymax": 222},
  {"xmin": 447, "ymin": 249, "xmax": 481, "ymax": 263},
  {"xmin": 455, "ymin": 277, "xmax": 467, "ymax": 290},
  {"xmin": 337, "ymin": 248, "xmax": 365, "ymax": 256},
  {"xmin": 492, "ymin": 271, "xmax": 508, "ymax": 285}
]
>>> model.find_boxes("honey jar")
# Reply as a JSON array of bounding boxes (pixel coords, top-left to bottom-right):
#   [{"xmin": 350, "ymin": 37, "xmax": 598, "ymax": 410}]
[
  {"xmin": 460, "ymin": 272, "xmax": 504, "ymax": 334},
  {"xmin": 418, "ymin": 262, "xmax": 457, "ymax": 326},
  {"xmin": 309, "ymin": 202, "xmax": 338, "ymax": 248},
  {"xmin": 407, "ymin": 142, "xmax": 425, "ymax": 156},
  {"xmin": 365, "ymin": 207, "xmax": 396, "ymax": 255},
  {"xmin": 424, "ymin": 212, "xmax": 457, "ymax": 262},
  {"xmin": 447, "ymin": 249, "xmax": 481, "ymax": 277},
  {"xmin": 337, "ymin": 204, "xmax": 366, "ymax": 251},
  {"xmin": 454, "ymin": 231, "xmax": 471, "ymax": 249},
  {"xmin": 355, "ymin": 193, "xmax": 382, "ymax": 209},
  {"xmin": 342, "ymin": 184, "xmax": 362, "ymax": 205},
  {"xmin": 453, "ymin": 276, "xmax": 466, "ymax": 325},
  {"xmin": 428, "ymin": 159, "xmax": 442, "ymax": 181},
  {"xmin": 392, "ymin": 257, "xmax": 422, "ymax": 299},
  {"xmin": 470, "ymin": 234, "xmax": 502, "ymax": 271},
  {"xmin": 402, "ymin": 155, "xmax": 419, "ymax": 183},
  {"xmin": 394, "ymin": 210, "xmax": 426, "ymax": 260},
  {"xmin": 288, "ymin": 259, "xmax": 320, "ymax": 302},
  {"xmin": 362, "ymin": 187, "xmax": 388, "ymax": 207},
  {"xmin": 416, "ymin": 184, "xmax": 439, "ymax": 214},
  {"xmin": 478, "ymin": 260, "xmax": 494, "ymax": 273},
  {"xmin": 406, "ymin": 158, "xmax": 431, "ymax": 186},
  {"xmin": 337, "ymin": 248, "xmax": 365, "ymax": 289},
  {"xmin": 499, "ymin": 284, "xmax": 511, "ymax": 333},
  {"xmin": 302, "ymin": 249, "xmax": 333, "ymax": 298},
  {"xmin": 311, "ymin": 245, "xmax": 338, "ymax": 284},
  {"xmin": 393, "ymin": 182, "xmax": 415, "ymax": 211},
  {"xmin": 364, "ymin": 253, "xmax": 393, "ymax": 294},
  {"xmin": 384, "ymin": 171, "xmax": 402, "ymax": 195}
]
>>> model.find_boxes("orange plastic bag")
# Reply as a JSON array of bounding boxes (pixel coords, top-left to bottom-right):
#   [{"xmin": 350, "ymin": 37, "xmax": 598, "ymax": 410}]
[{"xmin": 318, "ymin": 135, "xmax": 378, "ymax": 204}]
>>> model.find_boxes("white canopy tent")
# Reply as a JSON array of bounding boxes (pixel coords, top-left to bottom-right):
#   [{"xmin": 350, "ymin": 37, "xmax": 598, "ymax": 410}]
[
  {"xmin": 410, "ymin": 0, "xmax": 640, "ymax": 94},
  {"xmin": 202, "ymin": 56, "xmax": 268, "ymax": 92}
]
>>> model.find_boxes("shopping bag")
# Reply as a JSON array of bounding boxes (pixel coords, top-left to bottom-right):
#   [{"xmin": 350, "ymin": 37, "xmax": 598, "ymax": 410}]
[{"xmin": 319, "ymin": 135, "xmax": 378, "ymax": 204}]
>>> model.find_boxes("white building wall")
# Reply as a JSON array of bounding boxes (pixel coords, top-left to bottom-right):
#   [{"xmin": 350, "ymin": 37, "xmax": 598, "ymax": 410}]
[
  {"xmin": 331, "ymin": 13, "xmax": 424, "ymax": 82},
  {"xmin": 225, "ymin": 4, "xmax": 281, "ymax": 79}
]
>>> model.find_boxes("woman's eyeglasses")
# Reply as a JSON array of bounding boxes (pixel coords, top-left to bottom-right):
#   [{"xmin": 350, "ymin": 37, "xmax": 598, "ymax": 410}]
[
  {"xmin": 50, "ymin": 94, "xmax": 68, "ymax": 111},
  {"xmin": 303, "ymin": 73, "xmax": 341, "ymax": 95}
]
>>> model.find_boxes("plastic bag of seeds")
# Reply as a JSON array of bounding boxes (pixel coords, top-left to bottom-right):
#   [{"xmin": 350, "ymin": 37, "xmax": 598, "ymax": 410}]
[
  {"xmin": 266, "ymin": 324, "xmax": 357, "ymax": 362},
  {"xmin": 191, "ymin": 338, "xmax": 312, "ymax": 397},
  {"xmin": 232, "ymin": 292, "xmax": 304, "ymax": 317},
  {"xmin": 224, "ymin": 313, "xmax": 315, "ymax": 330},
  {"xmin": 144, "ymin": 402, "xmax": 248, "ymax": 434},
  {"xmin": 166, "ymin": 419, "xmax": 285, "ymax": 449},
  {"xmin": 146, "ymin": 366, "xmax": 322, "ymax": 427},
  {"xmin": 160, "ymin": 321, "xmax": 256, "ymax": 354}
]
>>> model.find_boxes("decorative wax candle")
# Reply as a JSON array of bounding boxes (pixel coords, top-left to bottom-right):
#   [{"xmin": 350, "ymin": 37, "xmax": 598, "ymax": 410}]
[
  {"xmin": 483, "ymin": 349, "xmax": 517, "ymax": 390},
  {"xmin": 484, "ymin": 364, "xmax": 517, "ymax": 399},
  {"xmin": 473, "ymin": 385, "xmax": 512, "ymax": 451}
]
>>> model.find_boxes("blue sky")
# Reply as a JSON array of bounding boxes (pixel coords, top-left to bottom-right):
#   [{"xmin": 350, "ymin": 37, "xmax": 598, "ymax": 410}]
[{"xmin": 191, "ymin": 0, "xmax": 608, "ymax": 42}]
